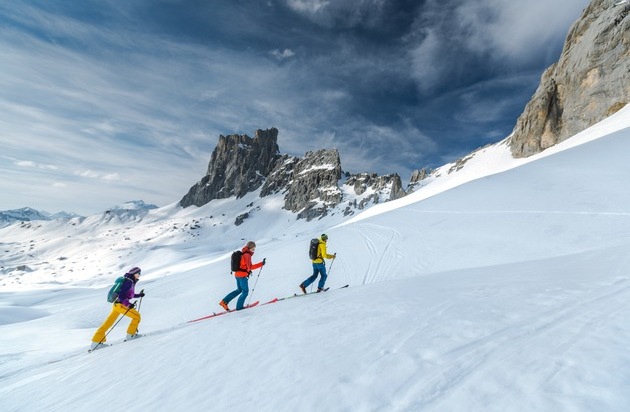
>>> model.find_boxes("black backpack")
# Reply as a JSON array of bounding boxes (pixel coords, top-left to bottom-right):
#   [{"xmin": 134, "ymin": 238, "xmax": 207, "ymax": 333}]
[
  {"xmin": 231, "ymin": 250, "xmax": 245, "ymax": 272},
  {"xmin": 308, "ymin": 238, "xmax": 320, "ymax": 260}
]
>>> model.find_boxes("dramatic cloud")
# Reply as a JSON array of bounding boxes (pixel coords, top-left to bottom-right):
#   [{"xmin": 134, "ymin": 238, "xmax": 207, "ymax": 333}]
[
  {"xmin": 0, "ymin": 0, "xmax": 591, "ymax": 214},
  {"xmin": 407, "ymin": 0, "xmax": 590, "ymax": 91},
  {"xmin": 454, "ymin": 0, "xmax": 589, "ymax": 62}
]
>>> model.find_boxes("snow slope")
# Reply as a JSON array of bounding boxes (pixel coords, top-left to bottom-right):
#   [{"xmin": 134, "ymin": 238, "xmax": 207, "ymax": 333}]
[{"xmin": 1, "ymin": 105, "xmax": 629, "ymax": 411}]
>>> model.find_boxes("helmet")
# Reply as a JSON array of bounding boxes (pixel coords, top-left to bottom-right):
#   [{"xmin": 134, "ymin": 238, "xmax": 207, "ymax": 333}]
[{"xmin": 321, "ymin": 234, "xmax": 328, "ymax": 241}]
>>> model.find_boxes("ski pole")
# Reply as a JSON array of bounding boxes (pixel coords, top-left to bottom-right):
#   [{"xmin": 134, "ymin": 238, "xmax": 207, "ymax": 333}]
[
  {"xmin": 246, "ymin": 263, "xmax": 265, "ymax": 306},
  {"xmin": 328, "ymin": 255, "xmax": 336, "ymax": 277},
  {"xmin": 322, "ymin": 256, "xmax": 336, "ymax": 290},
  {"xmin": 92, "ymin": 305, "xmax": 133, "ymax": 351},
  {"xmin": 137, "ymin": 289, "xmax": 144, "ymax": 312}
]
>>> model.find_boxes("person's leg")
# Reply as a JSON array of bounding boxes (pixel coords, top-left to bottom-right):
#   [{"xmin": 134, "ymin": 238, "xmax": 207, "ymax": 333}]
[
  {"xmin": 124, "ymin": 308, "xmax": 142, "ymax": 335},
  {"xmin": 91, "ymin": 306, "xmax": 120, "ymax": 343},
  {"xmin": 236, "ymin": 277, "xmax": 250, "ymax": 310},
  {"xmin": 223, "ymin": 278, "xmax": 244, "ymax": 304},
  {"xmin": 302, "ymin": 264, "xmax": 320, "ymax": 288},
  {"xmin": 316, "ymin": 264, "xmax": 328, "ymax": 289}
]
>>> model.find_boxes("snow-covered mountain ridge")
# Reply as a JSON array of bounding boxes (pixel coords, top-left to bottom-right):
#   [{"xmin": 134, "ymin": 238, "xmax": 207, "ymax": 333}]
[{"xmin": 2, "ymin": 105, "xmax": 629, "ymax": 291}]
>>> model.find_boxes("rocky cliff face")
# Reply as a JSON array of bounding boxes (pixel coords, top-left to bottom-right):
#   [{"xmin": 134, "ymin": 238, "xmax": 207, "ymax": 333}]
[
  {"xmin": 509, "ymin": 0, "xmax": 629, "ymax": 157},
  {"xmin": 261, "ymin": 148, "xmax": 408, "ymax": 220},
  {"xmin": 342, "ymin": 173, "xmax": 406, "ymax": 213},
  {"xmin": 180, "ymin": 128, "xmax": 281, "ymax": 207},
  {"xmin": 273, "ymin": 149, "xmax": 342, "ymax": 220},
  {"xmin": 180, "ymin": 128, "xmax": 406, "ymax": 221},
  {"xmin": 407, "ymin": 168, "xmax": 432, "ymax": 193}
]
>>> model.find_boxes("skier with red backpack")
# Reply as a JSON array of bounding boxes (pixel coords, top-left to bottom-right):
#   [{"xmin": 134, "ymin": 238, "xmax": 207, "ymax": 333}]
[
  {"xmin": 219, "ymin": 241, "xmax": 266, "ymax": 311},
  {"xmin": 299, "ymin": 234, "xmax": 336, "ymax": 293}
]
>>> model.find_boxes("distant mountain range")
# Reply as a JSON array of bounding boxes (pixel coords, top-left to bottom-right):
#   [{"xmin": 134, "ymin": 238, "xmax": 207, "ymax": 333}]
[
  {"xmin": 0, "ymin": 207, "xmax": 79, "ymax": 226},
  {"xmin": 0, "ymin": 201, "xmax": 158, "ymax": 227}
]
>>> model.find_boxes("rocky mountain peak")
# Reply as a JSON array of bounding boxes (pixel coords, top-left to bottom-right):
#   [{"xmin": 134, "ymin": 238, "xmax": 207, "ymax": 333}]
[
  {"xmin": 341, "ymin": 172, "xmax": 406, "ymax": 215},
  {"xmin": 282, "ymin": 149, "xmax": 343, "ymax": 220},
  {"xmin": 180, "ymin": 128, "xmax": 280, "ymax": 207},
  {"xmin": 180, "ymin": 128, "xmax": 407, "ymax": 221},
  {"xmin": 509, "ymin": 0, "xmax": 629, "ymax": 157}
]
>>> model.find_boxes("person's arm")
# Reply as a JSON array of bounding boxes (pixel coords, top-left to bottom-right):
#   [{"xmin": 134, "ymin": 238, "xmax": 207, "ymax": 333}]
[{"xmin": 321, "ymin": 242, "xmax": 335, "ymax": 259}]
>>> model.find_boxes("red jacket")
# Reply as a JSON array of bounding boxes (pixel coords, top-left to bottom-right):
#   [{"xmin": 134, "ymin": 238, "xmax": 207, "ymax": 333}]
[{"xmin": 235, "ymin": 246, "xmax": 263, "ymax": 278}]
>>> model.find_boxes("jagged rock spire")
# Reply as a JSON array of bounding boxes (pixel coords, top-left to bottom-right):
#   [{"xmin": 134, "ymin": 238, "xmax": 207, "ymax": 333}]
[{"xmin": 180, "ymin": 128, "xmax": 280, "ymax": 207}]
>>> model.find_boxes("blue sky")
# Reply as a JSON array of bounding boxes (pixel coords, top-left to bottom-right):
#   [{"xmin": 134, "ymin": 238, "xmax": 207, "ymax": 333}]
[{"xmin": 0, "ymin": 0, "xmax": 590, "ymax": 215}]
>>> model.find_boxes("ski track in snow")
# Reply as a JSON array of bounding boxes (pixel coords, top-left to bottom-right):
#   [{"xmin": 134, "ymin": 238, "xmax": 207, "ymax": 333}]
[
  {"xmin": 349, "ymin": 224, "xmax": 402, "ymax": 285},
  {"xmin": 391, "ymin": 278, "xmax": 630, "ymax": 411}
]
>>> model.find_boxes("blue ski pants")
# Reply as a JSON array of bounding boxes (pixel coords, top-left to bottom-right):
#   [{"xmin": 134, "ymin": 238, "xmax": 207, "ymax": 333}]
[
  {"xmin": 223, "ymin": 276, "xmax": 249, "ymax": 310},
  {"xmin": 302, "ymin": 263, "xmax": 327, "ymax": 290}
]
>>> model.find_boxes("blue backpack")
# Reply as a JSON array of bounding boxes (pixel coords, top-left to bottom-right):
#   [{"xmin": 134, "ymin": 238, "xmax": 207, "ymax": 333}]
[{"xmin": 107, "ymin": 277, "xmax": 127, "ymax": 303}]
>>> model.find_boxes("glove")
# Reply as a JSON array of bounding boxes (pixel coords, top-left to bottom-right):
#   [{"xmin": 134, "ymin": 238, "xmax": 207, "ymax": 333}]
[
  {"xmin": 334, "ymin": 253, "xmax": 337, "ymax": 258},
  {"xmin": 138, "ymin": 291, "xmax": 145, "ymax": 298},
  {"xmin": 128, "ymin": 301, "xmax": 136, "ymax": 309},
  {"xmin": 262, "ymin": 258, "xmax": 266, "ymax": 266}
]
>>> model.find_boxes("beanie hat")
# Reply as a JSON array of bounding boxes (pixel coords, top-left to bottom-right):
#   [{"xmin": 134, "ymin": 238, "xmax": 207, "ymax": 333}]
[
  {"xmin": 321, "ymin": 234, "xmax": 328, "ymax": 241},
  {"xmin": 126, "ymin": 267, "xmax": 141, "ymax": 275}
]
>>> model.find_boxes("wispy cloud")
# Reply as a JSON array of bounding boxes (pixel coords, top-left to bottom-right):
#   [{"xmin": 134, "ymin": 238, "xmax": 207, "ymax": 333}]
[
  {"xmin": 270, "ymin": 48, "xmax": 296, "ymax": 60},
  {"xmin": 14, "ymin": 160, "xmax": 58, "ymax": 170},
  {"xmin": 407, "ymin": 0, "xmax": 589, "ymax": 92},
  {"xmin": 0, "ymin": 0, "xmax": 590, "ymax": 214},
  {"xmin": 453, "ymin": 0, "xmax": 589, "ymax": 62},
  {"xmin": 284, "ymin": 0, "xmax": 388, "ymax": 29},
  {"xmin": 72, "ymin": 169, "xmax": 121, "ymax": 182}
]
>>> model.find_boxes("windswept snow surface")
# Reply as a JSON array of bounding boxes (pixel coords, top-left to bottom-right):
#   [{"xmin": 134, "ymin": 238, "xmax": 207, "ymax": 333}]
[{"xmin": 1, "ymin": 106, "xmax": 630, "ymax": 411}]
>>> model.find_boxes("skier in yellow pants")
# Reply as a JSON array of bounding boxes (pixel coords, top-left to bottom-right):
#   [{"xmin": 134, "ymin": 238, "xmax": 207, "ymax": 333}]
[{"xmin": 91, "ymin": 267, "xmax": 144, "ymax": 350}]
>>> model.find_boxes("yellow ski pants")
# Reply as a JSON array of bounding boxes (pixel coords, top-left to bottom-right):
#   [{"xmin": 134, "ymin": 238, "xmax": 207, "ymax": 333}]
[{"xmin": 91, "ymin": 303, "xmax": 141, "ymax": 343}]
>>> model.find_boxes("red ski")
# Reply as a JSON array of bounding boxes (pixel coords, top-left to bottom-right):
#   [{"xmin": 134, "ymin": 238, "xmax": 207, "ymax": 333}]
[
  {"xmin": 261, "ymin": 297, "xmax": 279, "ymax": 306},
  {"xmin": 188, "ymin": 300, "xmax": 260, "ymax": 323}
]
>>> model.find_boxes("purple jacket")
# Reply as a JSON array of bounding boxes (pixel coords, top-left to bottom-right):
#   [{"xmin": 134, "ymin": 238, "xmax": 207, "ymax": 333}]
[{"xmin": 117, "ymin": 273, "xmax": 139, "ymax": 307}]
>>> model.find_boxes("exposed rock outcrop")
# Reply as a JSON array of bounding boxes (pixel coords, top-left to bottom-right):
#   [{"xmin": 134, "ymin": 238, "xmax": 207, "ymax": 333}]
[
  {"xmin": 510, "ymin": 0, "xmax": 629, "ymax": 157},
  {"xmin": 407, "ymin": 168, "xmax": 432, "ymax": 193},
  {"xmin": 180, "ymin": 128, "xmax": 407, "ymax": 221},
  {"xmin": 180, "ymin": 128, "xmax": 281, "ymax": 207},
  {"xmin": 281, "ymin": 149, "xmax": 343, "ymax": 220},
  {"xmin": 342, "ymin": 173, "xmax": 406, "ymax": 212}
]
